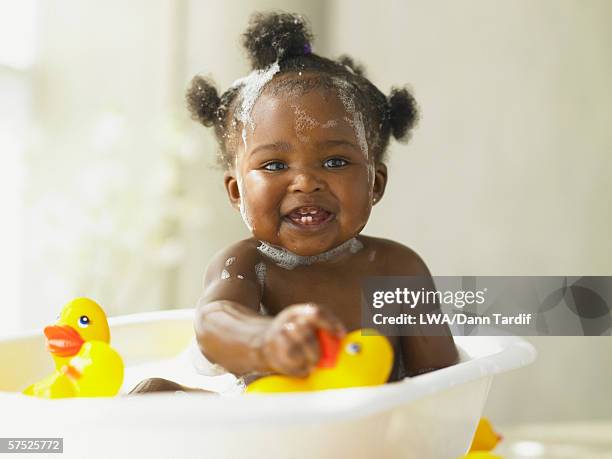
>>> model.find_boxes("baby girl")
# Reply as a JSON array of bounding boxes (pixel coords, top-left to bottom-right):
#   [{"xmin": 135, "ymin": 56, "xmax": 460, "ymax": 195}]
[{"xmin": 132, "ymin": 11, "xmax": 457, "ymax": 393}]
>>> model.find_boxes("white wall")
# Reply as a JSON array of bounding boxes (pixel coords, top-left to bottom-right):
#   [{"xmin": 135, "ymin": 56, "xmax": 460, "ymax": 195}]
[{"xmin": 327, "ymin": 0, "xmax": 612, "ymax": 423}]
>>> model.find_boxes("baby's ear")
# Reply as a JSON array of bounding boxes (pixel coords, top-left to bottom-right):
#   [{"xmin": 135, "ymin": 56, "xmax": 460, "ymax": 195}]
[
  {"xmin": 223, "ymin": 171, "xmax": 242, "ymax": 210},
  {"xmin": 372, "ymin": 162, "xmax": 388, "ymax": 205}
]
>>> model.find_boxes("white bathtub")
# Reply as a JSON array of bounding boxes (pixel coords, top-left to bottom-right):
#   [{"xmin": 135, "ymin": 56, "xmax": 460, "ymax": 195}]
[{"xmin": 0, "ymin": 309, "xmax": 536, "ymax": 459}]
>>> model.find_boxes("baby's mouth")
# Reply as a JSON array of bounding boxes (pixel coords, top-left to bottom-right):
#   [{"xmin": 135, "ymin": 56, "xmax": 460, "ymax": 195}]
[{"xmin": 284, "ymin": 206, "xmax": 334, "ymax": 228}]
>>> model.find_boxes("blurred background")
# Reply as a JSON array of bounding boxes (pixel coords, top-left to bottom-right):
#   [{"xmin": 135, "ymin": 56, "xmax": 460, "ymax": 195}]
[{"xmin": 1, "ymin": 0, "xmax": 610, "ymax": 438}]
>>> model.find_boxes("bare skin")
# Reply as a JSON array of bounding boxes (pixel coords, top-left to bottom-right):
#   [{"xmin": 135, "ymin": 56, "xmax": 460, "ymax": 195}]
[
  {"xmin": 197, "ymin": 236, "xmax": 458, "ymax": 380},
  {"xmin": 195, "ymin": 78, "xmax": 458, "ymax": 381},
  {"xmin": 132, "ymin": 76, "xmax": 458, "ymax": 394}
]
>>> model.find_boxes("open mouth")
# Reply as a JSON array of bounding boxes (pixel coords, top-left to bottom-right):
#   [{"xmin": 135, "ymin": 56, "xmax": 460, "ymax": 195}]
[{"xmin": 284, "ymin": 206, "xmax": 335, "ymax": 229}]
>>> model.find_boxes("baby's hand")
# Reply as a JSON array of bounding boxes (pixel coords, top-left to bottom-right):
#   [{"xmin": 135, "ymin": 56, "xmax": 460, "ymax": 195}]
[{"xmin": 259, "ymin": 304, "xmax": 346, "ymax": 377}]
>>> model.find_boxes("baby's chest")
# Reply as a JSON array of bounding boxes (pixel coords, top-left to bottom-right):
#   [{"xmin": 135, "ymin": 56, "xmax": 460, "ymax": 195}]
[{"xmin": 261, "ymin": 268, "xmax": 369, "ymax": 330}]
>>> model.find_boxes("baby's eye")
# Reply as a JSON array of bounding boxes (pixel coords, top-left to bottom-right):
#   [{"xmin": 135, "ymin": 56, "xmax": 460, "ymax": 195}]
[
  {"xmin": 263, "ymin": 161, "xmax": 288, "ymax": 171},
  {"xmin": 323, "ymin": 158, "xmax": 348, "ymax": 169}
]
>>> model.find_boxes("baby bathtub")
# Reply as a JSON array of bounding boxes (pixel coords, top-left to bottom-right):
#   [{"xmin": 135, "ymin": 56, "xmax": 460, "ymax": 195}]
[{"xmin": 0, "ymin": 309, "xmax": 536, "ymax": 459}]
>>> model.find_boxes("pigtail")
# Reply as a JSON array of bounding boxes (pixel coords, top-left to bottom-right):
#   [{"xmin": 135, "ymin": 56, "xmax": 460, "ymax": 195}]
[
  {"xmin": 186, "ymin": 76, "xmax": 221, "ymax": 127},
  {"xmin": 242, "ymin": 12, "xmax": 314, "ymax": 70},
  {"xmin": 387, "ymin": 87, "xmax": 419, "ymax": 142}
]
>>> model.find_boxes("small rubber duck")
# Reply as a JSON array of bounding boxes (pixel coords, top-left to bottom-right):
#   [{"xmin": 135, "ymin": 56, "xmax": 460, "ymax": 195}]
[
  {"xmin": 470, "ymin": 418, "xmax": 503, "ymax": 452},
  {"xmin": 23, "ymin": 298, "xmax": 124, "ymax": 398},
  {"xmin": 459, "ymin": 417, "xmax": 504, "ymax": 459},
  {"xmin": 460, "ymin": 453, "xmax": 503, "ymax": 459},
  {"xmin": 246, "ymin": 329, "xmax": 393, "ymax": 393}
]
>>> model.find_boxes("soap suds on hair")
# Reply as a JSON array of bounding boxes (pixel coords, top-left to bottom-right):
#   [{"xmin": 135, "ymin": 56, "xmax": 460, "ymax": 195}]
[
  {"xmin": 232, "ymin": 61, "xmax": 281, "ymax": 151},
  {"xmin": 257, "ymin": 238, "xmax": 363, "ymax": 270}
]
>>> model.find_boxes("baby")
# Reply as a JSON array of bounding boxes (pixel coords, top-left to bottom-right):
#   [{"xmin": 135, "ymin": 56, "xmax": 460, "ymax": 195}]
[{"xmin": 132, "ymin": 12, "xmax": 457, "ymax": 394}]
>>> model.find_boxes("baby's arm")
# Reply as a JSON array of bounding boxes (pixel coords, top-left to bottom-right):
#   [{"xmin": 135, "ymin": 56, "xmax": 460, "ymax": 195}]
[
  {"xmin": 194, "ymin": 241, "xmax": 345, "ymax": 377},
  {"xmin": 383, "ymin": 241, "xmax": 459, "ymax": 376}
]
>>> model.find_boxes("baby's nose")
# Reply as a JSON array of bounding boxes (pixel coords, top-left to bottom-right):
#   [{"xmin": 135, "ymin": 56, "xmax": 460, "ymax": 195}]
[{"xmin": 288, "ymin": 170, "xmax": 326, "ymax": 193}]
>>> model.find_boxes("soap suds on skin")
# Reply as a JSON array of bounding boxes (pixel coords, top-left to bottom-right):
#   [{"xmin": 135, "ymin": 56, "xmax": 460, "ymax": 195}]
[
  {"xmin": 255, "ymin": 262, "xmax": 266, "ymax": 288},
  {"xmin": 321, "ymin": 119, "xmax": 337, "ymax": 129},
  {"xmin": 231, "ymin": 67, "xmax": 377, "ymax": 235},
  {"xmin": 292, "ymin": 104, "xmax": 319, "ymax": 142},
  {"xmin": 221, "ymin": 269, "xmax": 230, "ymax": 279},
  {"xmin": 332, "ymin": 77, "xmax": 369, "ymax": 160},
  {"xmin": 231, "ymin": 61, "xmax": 281, "ymax": 232},
  {"xmin": 225, "ymin": 257, "xmax": 236, "ymax": 266},
  {"xmin": 331, "ymin": 78, "xmax": 374, "ymax": 187},
  {"xmin": 236, "ymin": 173, "xmax": 254, "ymax": 232},
  {"xmin": 257, "ymin": 238, "xmax": 363, "ymax": 270},
  {"xmin": 241, "ymin": 127, "xmax": 248, "ymax": 151}
]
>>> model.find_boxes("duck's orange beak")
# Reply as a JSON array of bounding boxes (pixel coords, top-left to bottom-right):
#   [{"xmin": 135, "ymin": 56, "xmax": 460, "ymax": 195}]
[
  {"xmin": 44, "ymin": 325, "xmax": 84, "ymax": 357},
  {"xmin": 317, "ymin": 330, "xmax": 341, "ymax": 368}
]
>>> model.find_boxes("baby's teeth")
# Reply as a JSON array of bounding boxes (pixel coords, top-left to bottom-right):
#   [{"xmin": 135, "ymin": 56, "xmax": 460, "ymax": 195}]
[
  {"xmin": 297, "ymin": 206, "xmax": 321, "ymax": 215},
  {"xmin": 300, "ymin": 216, "xmax": 313, "ymax": 223}
]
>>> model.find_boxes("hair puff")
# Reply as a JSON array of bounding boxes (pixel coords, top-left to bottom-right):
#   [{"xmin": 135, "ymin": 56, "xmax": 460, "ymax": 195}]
[
  {"xmin": 186, "ymin": 76, "xmax": 221, "ymax": 127},
  {"xmin": 242, "ymin": 12, "xmax": 313, "ymax": 70},
  {"xmin": 388, "ymin": 87, "xmax": 419, "ymax": 142}
]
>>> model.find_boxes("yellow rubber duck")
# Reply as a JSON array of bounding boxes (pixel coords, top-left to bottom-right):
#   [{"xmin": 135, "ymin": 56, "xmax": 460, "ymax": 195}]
[
  {"xmin": 470, "ymin": 417, "xmax": 503, "ymax": 452},
  {"xmin": 23, "ymin": 298, "xmax": 124, "ymax": 398},
  {"xmin": 460, "ymin": 453, "xmax": 502, "ymax": 459},
  {"xmin": 459, "ymin": 417, "xmax": 504, "ymax": 459},
  {"xmin": 246, "ymin": 329, "xmax": 393, "ymax": 393}
]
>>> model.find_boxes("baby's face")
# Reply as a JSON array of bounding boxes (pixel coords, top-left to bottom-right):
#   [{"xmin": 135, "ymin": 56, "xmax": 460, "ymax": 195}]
[{"xmin": 225, "ymin": 83, "xmax": 386, "ymax": 256}]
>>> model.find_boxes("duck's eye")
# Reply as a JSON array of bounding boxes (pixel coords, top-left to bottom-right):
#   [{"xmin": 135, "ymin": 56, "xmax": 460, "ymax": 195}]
[
  {"xmin": 346, "ymin": 342, "xmax": 362, "ymax": 355},
  {"xmin": 78, "ymin": 315, "xmax": 90, "ymax": 328}
]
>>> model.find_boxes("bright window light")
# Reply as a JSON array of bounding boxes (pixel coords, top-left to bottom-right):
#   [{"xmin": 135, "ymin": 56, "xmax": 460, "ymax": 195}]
[{"xmin": 0, "ymin": 0, "xmax": 38, "ymax": 70}]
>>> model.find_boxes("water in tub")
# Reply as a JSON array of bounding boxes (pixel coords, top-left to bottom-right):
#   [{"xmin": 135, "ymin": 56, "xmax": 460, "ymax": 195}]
[{"xmin": 121, "ymin": 340, "xmax": 245, "ymax": 395}]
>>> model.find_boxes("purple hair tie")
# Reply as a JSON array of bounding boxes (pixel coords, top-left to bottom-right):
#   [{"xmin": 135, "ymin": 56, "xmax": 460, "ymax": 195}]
[{"xmin": 303, "ymin": 43, "xmax": 312, "ymax": 55}]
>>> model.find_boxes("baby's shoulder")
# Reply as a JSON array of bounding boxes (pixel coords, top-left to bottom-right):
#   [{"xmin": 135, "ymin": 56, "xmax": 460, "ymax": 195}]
[
  {"xmin": 359, "ymin": 235, "xmax": 432, "ymax": 276},
  {"xmin": 202, "ymin": 238, "xmax": 263, "ymax": 284}
]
